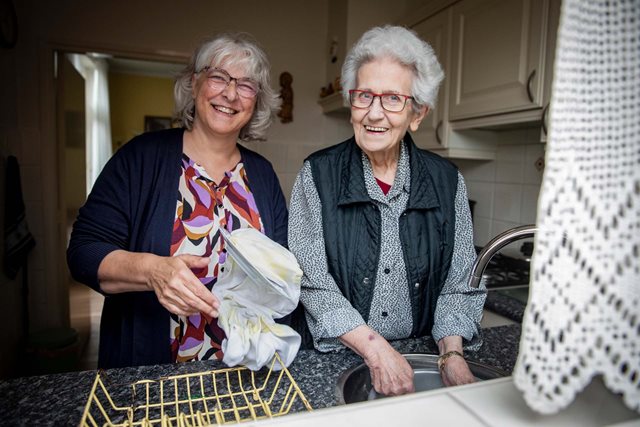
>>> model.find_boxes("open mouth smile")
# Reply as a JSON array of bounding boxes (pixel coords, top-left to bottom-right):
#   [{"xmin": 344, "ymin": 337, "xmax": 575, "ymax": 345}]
[
  {"xmin": 212, "ymin": 104, "xmax": 238, "ymax": 115},
  {"xmin": 365, "ymin": 125, "xmax": 389, "ymax": 133}
]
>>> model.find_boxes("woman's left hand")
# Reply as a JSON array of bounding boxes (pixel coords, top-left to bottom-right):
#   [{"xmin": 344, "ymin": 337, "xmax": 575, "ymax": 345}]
[{"xmin": 440, "ymin": 355, "xmax": 476, "ymax": 387}]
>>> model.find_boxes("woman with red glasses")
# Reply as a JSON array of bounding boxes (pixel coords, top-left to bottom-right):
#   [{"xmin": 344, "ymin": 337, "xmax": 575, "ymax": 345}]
[
  {"xmin": 288, "ymin": 26, "xmax": 485, "ymax": 396},
  {"xmin": 67, "ymin": 33, "xmax": 287, "ymax": 369}
]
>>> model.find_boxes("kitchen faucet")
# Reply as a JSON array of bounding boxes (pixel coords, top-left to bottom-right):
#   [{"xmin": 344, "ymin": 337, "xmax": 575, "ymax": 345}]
[{"xmin": 468, "ymin": 224, "xmax": 537, "ymax": 288}]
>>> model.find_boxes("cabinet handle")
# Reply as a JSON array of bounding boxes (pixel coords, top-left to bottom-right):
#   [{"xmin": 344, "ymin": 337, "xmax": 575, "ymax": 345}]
[
  {"xmin": 541, "ymin": 103, "xmax": 549, "ymax": 135},
  {"xmin": 526, "ymin": 70, "xmax": 536, "ymax": 103},
  {"xmin": 435, "ymin": 120, "xmax": 442, "ymax": 144}
]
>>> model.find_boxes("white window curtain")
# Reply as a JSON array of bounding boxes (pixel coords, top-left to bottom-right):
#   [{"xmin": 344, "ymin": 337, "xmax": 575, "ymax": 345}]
[{"xmin": 67, "ymin": 53, "xmax": 113, "ymax": 195}]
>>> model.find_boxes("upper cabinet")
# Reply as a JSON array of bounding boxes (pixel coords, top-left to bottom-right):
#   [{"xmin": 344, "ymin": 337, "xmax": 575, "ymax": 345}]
[
  {"xmin": 411, "ymin": 8, "xmax": 452, "ymax": 153},
  {"xmin": 320, "ymin": 0, "xmax": 561, "ymax": 158},
  {"xmin": 447, "ymin": 0, "xmax": 550, "ymax": 121},
  {"xmin": 406, "ymin": 0, "xmax": 561, "ymax": 156}
]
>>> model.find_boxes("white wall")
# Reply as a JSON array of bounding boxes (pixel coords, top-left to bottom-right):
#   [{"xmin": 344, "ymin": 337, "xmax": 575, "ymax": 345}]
[{"xmin": 453, "ymin": 127, "xmax": 545, "ymax": 251}]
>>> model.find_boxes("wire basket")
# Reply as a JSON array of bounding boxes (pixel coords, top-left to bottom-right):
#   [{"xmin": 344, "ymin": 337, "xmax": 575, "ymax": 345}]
[{"xmin": 79, "ymin": 353, "xmax": 312, "ymax": 426}]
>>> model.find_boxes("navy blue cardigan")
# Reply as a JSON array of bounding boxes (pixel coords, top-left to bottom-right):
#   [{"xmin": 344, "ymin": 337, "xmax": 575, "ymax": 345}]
[{"xmin": 67, "ymin": 128, "xmax": 288, "ymax": 368}]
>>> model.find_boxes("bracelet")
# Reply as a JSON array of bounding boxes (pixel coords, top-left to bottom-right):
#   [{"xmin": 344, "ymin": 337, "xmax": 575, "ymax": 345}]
[{"xmin": 437, "ymin": 350, "xmax": 464, "ymax": 372}]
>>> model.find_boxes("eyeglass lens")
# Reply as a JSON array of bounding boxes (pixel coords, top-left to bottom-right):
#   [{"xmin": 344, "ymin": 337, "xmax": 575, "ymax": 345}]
[
  {"xmin": 204, "ymin": 68, "xmax": 259, "ymax": 98},
  {"xmin": 349, "ymin": 90, "xmax": 410, "ymax": 112}
]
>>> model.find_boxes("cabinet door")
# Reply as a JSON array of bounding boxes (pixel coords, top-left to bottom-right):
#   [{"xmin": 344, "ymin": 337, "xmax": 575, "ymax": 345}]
[
  {"xmin": 448, "ymin": 0, "xmax": 548, "ymax": 120},
  {"xmin": 411, "ymin": 8, "xmax": 452, "ymax": 150}
]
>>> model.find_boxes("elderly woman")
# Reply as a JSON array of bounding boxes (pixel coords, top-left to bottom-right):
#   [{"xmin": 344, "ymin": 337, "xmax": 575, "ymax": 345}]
[
  {"xmin": 67, "ymin": 33, "xmax": 287, "ymax": 369},
  {"xmin": 288, "ymin": 25, "xmax": 485, "ymax": 395}
]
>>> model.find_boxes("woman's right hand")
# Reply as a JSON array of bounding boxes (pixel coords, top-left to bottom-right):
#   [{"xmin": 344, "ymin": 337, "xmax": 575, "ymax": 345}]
[
  {"xmin": 364, "ymin": 342, "xmax": 415, "ymax": 396},
  {"xmin": 98, "ymin": 250, "xmax": 219, "ymax": 318},
  {"xmin": 146, "ymin": 254, "xmax": 219, "ymax": 318},
  {"xmin": 341, "ymin": 326, "xmax": 414, "ymax": 396}
]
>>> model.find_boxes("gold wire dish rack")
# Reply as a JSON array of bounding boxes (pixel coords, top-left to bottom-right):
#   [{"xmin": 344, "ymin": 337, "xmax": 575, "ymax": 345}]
[{"xmin": 79, "ymin": 353, "xmax": 312, "ymax": 426}]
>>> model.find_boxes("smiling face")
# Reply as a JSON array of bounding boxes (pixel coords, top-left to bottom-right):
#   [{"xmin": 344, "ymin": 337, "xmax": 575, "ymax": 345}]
[
  {"xmin": 350, "ymin": 57, "xmax": 427, "ymax": 158},
  {"xmin": 191, "ymin": 61, "xmax": 257, "ymax": 141}
]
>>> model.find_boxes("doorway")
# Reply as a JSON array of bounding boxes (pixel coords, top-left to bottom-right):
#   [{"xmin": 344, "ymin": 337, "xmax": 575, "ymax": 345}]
[{"xmin": 56, "ymin": 51, "xmax": 184, "ymax": 370}]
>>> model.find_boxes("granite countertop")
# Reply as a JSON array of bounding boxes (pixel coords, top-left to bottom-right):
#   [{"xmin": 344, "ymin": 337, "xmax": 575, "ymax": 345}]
[
  {"xmin": 0, "ymin": 324, "xmax": 521, "ymax": 426},
  {"xmin": 484, "ymin": 291, "xmax": 527, "ymax": 322}
]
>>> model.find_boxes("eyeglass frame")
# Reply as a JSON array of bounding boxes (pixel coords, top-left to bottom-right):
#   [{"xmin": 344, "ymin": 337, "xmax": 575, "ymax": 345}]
[
  {"xmin": 197, "ymin": 66, "xmax": 260, "ymax": 98},
  {"xmin": 348, "ymin": 89, "xmax": 414, "ymax": 112}
]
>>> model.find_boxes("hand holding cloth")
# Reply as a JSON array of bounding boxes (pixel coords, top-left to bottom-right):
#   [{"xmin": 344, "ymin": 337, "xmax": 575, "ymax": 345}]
[{"xmin": 214, "ymin": 228, "xmax": 302, "ymax": 370}]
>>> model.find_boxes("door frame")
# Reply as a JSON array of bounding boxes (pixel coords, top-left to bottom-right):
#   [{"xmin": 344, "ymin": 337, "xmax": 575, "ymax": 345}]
[{"xmin": 39, "ymin": 39, "xmax": 188, "ymax": 328}]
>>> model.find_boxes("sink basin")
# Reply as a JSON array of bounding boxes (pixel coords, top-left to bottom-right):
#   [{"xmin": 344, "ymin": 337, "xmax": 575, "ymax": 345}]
[{"xmin": 336, "ymin": 353, "xmax": 507, "ymax": 404}]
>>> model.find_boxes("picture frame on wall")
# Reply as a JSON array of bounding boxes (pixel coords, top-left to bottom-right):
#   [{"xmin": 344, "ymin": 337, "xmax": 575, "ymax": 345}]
[{"xmin": 144, "ymin": 116, "xmax": 172, "ymax": 132}]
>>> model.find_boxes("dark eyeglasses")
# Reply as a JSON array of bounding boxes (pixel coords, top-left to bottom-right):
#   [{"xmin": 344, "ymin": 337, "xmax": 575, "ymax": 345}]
[
  {"xmin": 349, "ymin": 89, "xmax": 414, "ymax": 112},
  {"xmin": 198, "ymin": 66, "xmax": 259, "ymax": 98}
]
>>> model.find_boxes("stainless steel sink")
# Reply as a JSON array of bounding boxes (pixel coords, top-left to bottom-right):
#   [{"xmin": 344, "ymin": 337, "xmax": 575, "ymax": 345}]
[{"xmin": 336, "ymin": 353, "xmax": 507, "ymax": 404}]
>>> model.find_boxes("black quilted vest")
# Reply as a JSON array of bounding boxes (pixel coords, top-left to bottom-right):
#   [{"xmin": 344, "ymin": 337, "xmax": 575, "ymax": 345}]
[{"xmin": 305, "ymin": 133, "xmax": 458, "ymax": 339}]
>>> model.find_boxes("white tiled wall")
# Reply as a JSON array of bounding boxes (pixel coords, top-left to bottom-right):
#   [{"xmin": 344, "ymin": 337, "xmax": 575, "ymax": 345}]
[{"xmin": 453, "ymin": 128, "xmax": 545, "ymax": 251}]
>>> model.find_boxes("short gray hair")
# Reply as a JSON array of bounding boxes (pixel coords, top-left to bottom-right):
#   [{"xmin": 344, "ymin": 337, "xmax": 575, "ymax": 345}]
[
  {"xmin": 341, "ymin": 25, "xmax": 444, "ymax": 113},
  {"xmin": 174, "ymin": 33, "xmax": 280, "ymax": 142}
]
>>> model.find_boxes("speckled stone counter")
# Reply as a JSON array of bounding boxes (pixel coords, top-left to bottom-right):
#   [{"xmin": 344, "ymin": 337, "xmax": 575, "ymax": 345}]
[
  {"xmin": 0, "ymin": 324, "xmax": 521, "ymax": 426},
  {"xmin": 484, "ymin": 291, "xmax": 527, "ymax": 322}
]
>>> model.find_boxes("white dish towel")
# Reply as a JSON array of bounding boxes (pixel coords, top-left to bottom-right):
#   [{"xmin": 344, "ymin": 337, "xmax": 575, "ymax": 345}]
[{"xmin": 213, "ymin": 228, "xmax": 302, "ymax": 371}]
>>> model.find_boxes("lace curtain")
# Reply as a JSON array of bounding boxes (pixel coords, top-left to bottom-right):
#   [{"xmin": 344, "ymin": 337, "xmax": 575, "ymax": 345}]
[
  {"xmin": 67, "ymin": 54, "xmax": 113, "ymax": 195},
  {"xmin": 513, "ymin": 0, "xmax": 640, "ymax": 414}
]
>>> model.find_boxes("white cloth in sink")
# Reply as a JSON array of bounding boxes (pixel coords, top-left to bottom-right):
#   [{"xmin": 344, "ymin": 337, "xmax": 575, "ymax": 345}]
[{"xmin": 213, "ymin": 228, "xmax": 302, "ymax": 371}]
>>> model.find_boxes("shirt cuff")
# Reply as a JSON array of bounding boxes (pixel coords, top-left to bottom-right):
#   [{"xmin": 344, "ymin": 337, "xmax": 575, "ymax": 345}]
[
  {"xmin": 432, "ymin": 312, "xmax": 483, "ymax": 351},
  {"xmin": 307, "ymin": 307, "xmax": 365, "ymax": 350}
]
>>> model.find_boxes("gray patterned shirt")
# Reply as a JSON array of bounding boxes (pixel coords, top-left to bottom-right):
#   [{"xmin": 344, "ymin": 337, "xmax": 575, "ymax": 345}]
[{"xmin": 288, "ymin": 141, "xmax": 486, "ymax": 352}]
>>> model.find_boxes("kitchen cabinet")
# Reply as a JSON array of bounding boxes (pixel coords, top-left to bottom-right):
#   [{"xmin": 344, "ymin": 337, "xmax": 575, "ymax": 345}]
[
  {"xmin": 411, "ymin": 8, "xmax": 452, "ymax": 153},
  {"xmin": 539, "ymin": 0, "xmax": 562, "ymax": 142},
  {"xmin": 411, "ymin": 7, "xmax": 496, "ymax": 159},
  {"xmin": 447, "ymin": 0, "xmax": 551, "ymax": 123}
]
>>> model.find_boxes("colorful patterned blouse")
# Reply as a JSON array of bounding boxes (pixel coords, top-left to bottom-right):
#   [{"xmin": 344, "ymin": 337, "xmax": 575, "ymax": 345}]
[{"xmin": 169, "ymin": 154, "xmax": 263, "ymax": 362}]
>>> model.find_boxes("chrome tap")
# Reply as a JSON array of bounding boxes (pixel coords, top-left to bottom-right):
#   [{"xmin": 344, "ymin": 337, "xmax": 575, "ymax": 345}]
[{"xmin": 468, "ymin": 224, "xmax": 537, "ymax": 288}]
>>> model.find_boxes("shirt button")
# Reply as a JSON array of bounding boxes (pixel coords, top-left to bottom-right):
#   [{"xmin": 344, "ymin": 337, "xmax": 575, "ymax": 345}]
[
  {"xmin": 381, "ymin": 311, "xmax": 388, "ymax": 317},
  {"xmin": 384, "ymin": 268, "xmax": 390, "ymax": 274},
  {"xmin": 363, "ymin": 277, "xmax": 370, "ymax": 285},
  {"xmin": 414, "ymin": 282, "xmax": 420, "ymax": 289},
  {"xmin": 218, "ymin": 203, "xmax": 223, "ymax": 208}
]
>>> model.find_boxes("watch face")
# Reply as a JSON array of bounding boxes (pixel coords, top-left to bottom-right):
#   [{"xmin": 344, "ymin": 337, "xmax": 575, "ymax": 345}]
[{"xmin": 0, "ymin": 0, "xmax": 18, "ymax": 49}]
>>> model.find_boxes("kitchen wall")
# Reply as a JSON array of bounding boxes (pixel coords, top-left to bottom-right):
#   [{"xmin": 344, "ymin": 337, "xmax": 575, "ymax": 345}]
[
  {"xmin": 453, "ymin": 127, "xmax": 545, "ymax": 251},
  {"xmin": 109, "ymin": 72, "xmax": 175, "ymax": 151}
]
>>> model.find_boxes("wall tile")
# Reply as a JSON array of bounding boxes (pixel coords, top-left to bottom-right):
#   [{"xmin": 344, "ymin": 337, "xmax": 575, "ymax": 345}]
[
  {"xmin": 457, "ymin": 160, "xmax": 496, "ymax": 182},
  {"xmin": 493, "ymin": 183, "xmax": 522, "ymax": 222},
  {"xmin": 287, "ymin": 144, "xmax": 320, "ymax": 174},
  {"xmin": 495, "ymin": 160, "xmax": 524, "ymax": 183},
  {"xmin": 495, "ymin": 143, "xmax": 525, "ymax": 162},
  {"xmin": 523, "ymin": 143, "xmax": 545, "ymax": 185},
  {"xmin": 278, "ymin": 172, "xmax": 297, "ymax": 205},
  {"xmin": 520, "ymin": 184, "xmax": 541, "ymax": 224},
  {"xmin": 472, "ymin": 217, "xmax": 492, "ymax": 247},
  {"xmin": 465, "ymin": 180, "xmax": 494, "ymax": 219},
  {"xmin": 258, "ymin": 142, "xmax": 287, "ymax": 171}
]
